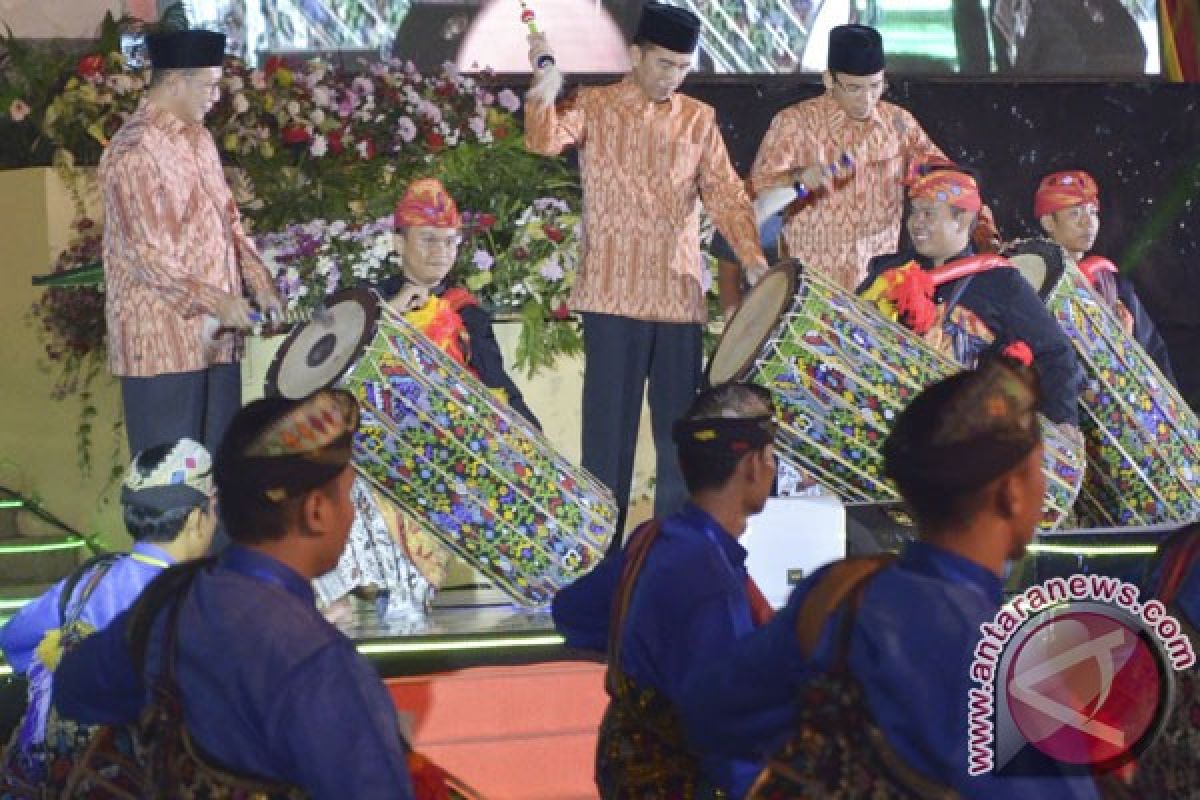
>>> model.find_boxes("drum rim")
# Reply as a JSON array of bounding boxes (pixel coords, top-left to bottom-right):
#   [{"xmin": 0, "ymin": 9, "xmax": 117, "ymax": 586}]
[
  {"xmin": 263, "ymin": 286, "xmax": 382, "ymax": 398},
  {"xmin": 707, "ymin": 259, "xmax": 800, "ymax": 385},
  {"xmin": 1004, "ymin": 237, "xmax": 1069, "ymax": 301}
]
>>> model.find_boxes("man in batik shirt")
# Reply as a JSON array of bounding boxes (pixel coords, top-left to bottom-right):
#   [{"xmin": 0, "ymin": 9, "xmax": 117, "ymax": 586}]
[
  {"xmin": 1034, "ymin": 169, "xmax": 1176, "ymax": 384},
  {"xmin": 524, "ymin": 1, "xmax": 767, "ymax": 538},
  {"xmin": 745, "ymin": 24, "xmax": 947, "ymax": 292},
  {"xmin": 101, "ymin": 29, "xmax": 282, "ymax": 458}
]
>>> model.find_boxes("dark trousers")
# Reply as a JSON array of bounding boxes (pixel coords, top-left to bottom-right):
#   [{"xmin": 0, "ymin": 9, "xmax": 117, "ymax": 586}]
[
  {"xmin": 581, "ymin": 313, "xmax": 703, "ymax": 547},
  {"xmin": 120, "ymin": 363, "xmax": 242, "ymax": 458}
]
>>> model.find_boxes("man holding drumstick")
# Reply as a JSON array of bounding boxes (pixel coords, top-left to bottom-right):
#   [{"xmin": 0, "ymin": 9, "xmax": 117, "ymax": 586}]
[{"xmin": 524, "ymin": 2, "xmax": 767, "ymax": 538}]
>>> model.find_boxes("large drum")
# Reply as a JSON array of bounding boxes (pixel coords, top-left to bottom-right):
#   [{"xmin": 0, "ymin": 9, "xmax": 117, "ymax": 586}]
[
  {"xmin": 709, "ymin": 260, "xmax": 1085, "ymax": 530},
  {"xmin": 266, "ymin": 288, "xmax": 617, "ymax": 607},
  {"xmin": 1006, "ymin": 238, "xmax": 1200, "ymax": 526}
]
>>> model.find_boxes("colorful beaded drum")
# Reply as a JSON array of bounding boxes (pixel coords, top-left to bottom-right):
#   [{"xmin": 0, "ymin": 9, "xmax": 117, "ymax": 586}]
[
  {"xmin": 266, "ymin": 288, "xmax": 617, "ymax": 607},
  {"xmin": 708, "ymin": 260, "xmax": 1084, "ymax": 530},
  {"xmin": 1007, "ymin": 238, "xmax": 1200, "ymax": 526}
]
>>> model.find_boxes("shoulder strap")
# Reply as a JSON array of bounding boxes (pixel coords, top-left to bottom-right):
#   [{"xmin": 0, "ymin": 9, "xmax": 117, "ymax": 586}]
[
  {"xmin": 793, "ymin": 554, "xmax": 897, "ymax": 663},
  {"xmin": 57, "ymin": 553, "xmax": 124, "ymax": 626},
  {"xmin": 606, "ymin": 521, "xmax": 663, "ymax": 674},
  {"xmin": 124, "ymin": 558, "xmax": 215, "ymax": 674},
  {"xmin": 929, "ymin": 254, "xmax": 1011, "ymax": 289}
]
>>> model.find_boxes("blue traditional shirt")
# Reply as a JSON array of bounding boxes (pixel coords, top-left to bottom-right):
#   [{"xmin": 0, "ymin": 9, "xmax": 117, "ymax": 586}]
[
  {"xmin": 561, "ymin": 504, "xmax": 775, "ymax": 796},
  {"xmin": 0, "ymin": 542, "xmax": 176, "ymax": 674},
  {"xmin": 53, "ymin": 545, "xmax": 414, "ymax": 799},
  {"xmin": 679, "ymin": 541, "xmax": 1100, "ymax": 800}
]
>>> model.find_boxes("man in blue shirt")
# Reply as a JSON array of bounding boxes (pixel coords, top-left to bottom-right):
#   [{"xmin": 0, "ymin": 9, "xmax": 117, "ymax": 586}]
[
  {"xmin": 0, "ymin": 437, "xmax": 216, "ymax": 796},
  {"xmin": 53, "ymin": 389, "xmax": 414, "ymax": 798},
  {"xmin": 679, "ymin": 359, "xmax": 1100, "ymax": 799},
  {"xmin": 580, "ymin": 381, "xmax": 781, "ymax": 798}
]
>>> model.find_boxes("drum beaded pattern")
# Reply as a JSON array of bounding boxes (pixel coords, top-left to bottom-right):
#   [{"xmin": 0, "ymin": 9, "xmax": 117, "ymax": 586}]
[
  {"xmin": 269, "ymin": 289, "xmax": 617, "ymax": 608},
  {"xmin": 711, "ymin": 262, "xmax": 1084, "ymax": 530},
  {"xmin": 1009, "ymin": 239, "xmax": 1200, "ymax": 526}
]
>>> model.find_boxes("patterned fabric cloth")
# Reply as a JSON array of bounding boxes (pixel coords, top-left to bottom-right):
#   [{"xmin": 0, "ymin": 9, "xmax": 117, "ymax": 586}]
[
  {"xmin": 312, "ymin": 477, "xmax": 438, "ymax": 619},
  {"xmin": 101, "ymin": 100, "xmax": 276, "ymax": 377},
  {"xmin": 749, "ymin": 93, "xmax": 945, "ymax": 291},
  {"xmin": 524, "ymin": 78, "xmax": 762, "ymax": 324}
]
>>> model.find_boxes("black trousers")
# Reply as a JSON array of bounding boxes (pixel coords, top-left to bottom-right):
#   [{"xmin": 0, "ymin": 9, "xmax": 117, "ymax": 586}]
[
  {"xmin": 581, "ymin": 312, "xmax": 703, "ymax": 546},
  {"xmin": 120, "ymin": 363, "xmax": 242, "ymax": 458}
]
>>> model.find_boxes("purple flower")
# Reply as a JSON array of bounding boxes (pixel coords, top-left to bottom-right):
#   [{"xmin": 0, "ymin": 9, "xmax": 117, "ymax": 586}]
[
  {"xmin": 539, "ymin": 258, "xmax": 564, "ymax": 281},
  {"xmin": 497, "ymin": 89, "xmax": 520, "ymax": 113},
  {"xmin": 472, "ymin": 249, "xmax": 494, "ymax": 271}
]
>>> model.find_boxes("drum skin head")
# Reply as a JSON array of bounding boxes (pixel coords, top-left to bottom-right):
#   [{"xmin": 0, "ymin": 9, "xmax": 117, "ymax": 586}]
[
  {"xmin": 1006, "ymin": 238, "xmax": 1068, "ymax": 300},
  {"xmin": 709, "ymin": 261, "xmax": 799, "ymax": 385},
  {"xmin": 265, "ymin": 288, "xmax": 381, "ymax": 398}
]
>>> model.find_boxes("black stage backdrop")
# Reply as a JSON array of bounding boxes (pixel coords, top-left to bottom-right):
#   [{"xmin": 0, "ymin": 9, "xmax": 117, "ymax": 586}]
[{"xmin": 515, "ymin": 76, "xmax": 1200, "ymax": 407}]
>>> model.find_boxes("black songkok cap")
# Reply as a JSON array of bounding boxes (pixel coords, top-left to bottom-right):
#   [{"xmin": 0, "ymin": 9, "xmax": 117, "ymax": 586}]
[
  {"xmin": 146, "ymin": 29, "xmax": 227, "ymax": 70},
  {"xmin": 883, "ymin": 358, "xmax": 1042, "ymax": 496},
  {"xmin": 634, "ymin": 2, "xmax": 702, "ymax": 55},
  {"xmin": 828, "ymin": 24, "xmax": 885, "ymax": 76}
]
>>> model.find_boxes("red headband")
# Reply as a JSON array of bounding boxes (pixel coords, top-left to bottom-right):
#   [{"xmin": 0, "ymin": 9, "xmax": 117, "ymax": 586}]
[
  {"xmin": 906, "ymin": 169, "xmax": 982, "ymax": 213},
  {"xmin": 1034, "ymin": 170, "xmax": 1098, "ymax": 219},
  {"xmin": 394, "ymin": 178, "xmax": 461, "ymax": 229}
]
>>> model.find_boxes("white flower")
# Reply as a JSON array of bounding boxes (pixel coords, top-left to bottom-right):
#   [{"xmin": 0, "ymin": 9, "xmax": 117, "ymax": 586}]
[
  {"xmin": 329, "ymin": 220, "xmax": 347, "ymax": 236},
  {"xmin": 312, "ymin": 86, "xmax": 333, "ymax": 108},
  {"xmin": 356, "ymin": 140, "xmax": 372, "ymax": 159},
  {"xmin": 539, "ymin": 258, "xmax": 565, "ymax": 281},
  {"xmin": 250, "ymin": 70, "xmax": 267, "ymax": 90},
  {"xmin": 226, "ymin": 75, "xmax": 244, "ymax": 93},
  {"xmin": 467, "ymin": 116, "xmax": 487, "ymax": 139},
  {"xmin": 395, "ymin": 117, "xmax": 417, "ymax": 143},
  {"xmin": 310, "ymin": 135, "xmax": 328, "ymax": 157},
  {"xmin": 497, "ymin": 89, "xmax": 520, "ymax": 113},
  {"xmin": 310, "ymin": 108, "xmax": 325, "ymax": 125},
  {"xmin": 233, "ymin": 93, "xmax": 250, "ymax": 114},
  {"xmin": 446, "ymin": 131, "xmax": 459, "ymax": 147},
  {"xmin": 286, "ymin": 100, "xmax": 301, "ymax": 117},
  {"xmin": 472, "ymin": 249, "xmax": 494, "ymax": 271}
]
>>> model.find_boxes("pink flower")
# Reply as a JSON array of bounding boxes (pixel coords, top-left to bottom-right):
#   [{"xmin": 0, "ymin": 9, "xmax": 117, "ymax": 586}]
[
  {"xmin": 8, "ymin": 99, "xmax": 31, "ymax": 122},
  {"xmin": 497, "ymin": 89, "xmax": 520, "ymax": 113}
]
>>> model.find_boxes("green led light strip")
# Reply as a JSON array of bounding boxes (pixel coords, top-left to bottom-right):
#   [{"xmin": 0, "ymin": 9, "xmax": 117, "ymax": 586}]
[
  {"xmin": 1028, "ymin": 544, "xmax": 1158, "ymax": 556},
  {"xmin": 357, "ymin": 634, "xmax": 564, "ymax": 655},
  {"xmin": 0, "ymin": 500, "xmax": 24, "ymax": 509},
  {"xmin": 0, "ymin": 598, "xmax": 30, "ymax": 611},
  {"xmin": 0, "ymin": 539, "xmax": 88, "ymax": 555},
  {"xmin": 0, "ymin": 665, "xmax": 11, "ymax": 677}
]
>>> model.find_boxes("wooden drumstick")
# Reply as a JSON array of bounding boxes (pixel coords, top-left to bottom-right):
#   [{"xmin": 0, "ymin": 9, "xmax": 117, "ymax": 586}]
[
  {"xmin": 794, "ymin": 152, "xmax": 855, "ymax": 200},
  {"xmin": 520, "ymin": 1, "xmax": 555, "ymax": 68}
]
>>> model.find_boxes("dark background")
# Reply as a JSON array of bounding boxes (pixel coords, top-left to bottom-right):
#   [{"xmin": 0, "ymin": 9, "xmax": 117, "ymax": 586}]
[{"xmin": 517, "ymin": 75, "xmax": 1200, "ymax": 408}]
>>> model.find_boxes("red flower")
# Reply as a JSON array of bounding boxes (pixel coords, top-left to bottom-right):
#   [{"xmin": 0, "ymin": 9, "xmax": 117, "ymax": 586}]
[
  {"xmin": 543, "ymin": 225, "xmax": 564, "ymax": 243},
  {"xmin": 425, "ymin": 131, "xmax": 445, "ymax": 151},
  {"xmin": 264, "ymin": 55, "xmax": 285, "ymax": 76},
  {"xmin": 1001, "ymin": 340, "xmax": 1034, "ymax": 366},
  {"xmin": 492, "ymin": 125, "xmax": 509, "ymax": 139},
  {"xmin": 281, "ymin": 124, "xmax": 310, "ymax": 145},
  {"xmin": 76, "ymin": 54, "xmax": 105, "ymax": 81},
  {"xmin": 477, "ymin": 213, "xmax": 497, "ymax": 230},
  {"xmin": 552, "ymin": 302, "xmax": 570, "ymax": 320},
  {"xmin": 359, "ymin": 139, "xmax": 377, "ymax": 160},
  {"xmin": 434, "ymin": 82, "xmax": 455, "ymax": 97},
  {"xmin": 328, "ymin": 129, "xmax": 345, "ymax": 155}
]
